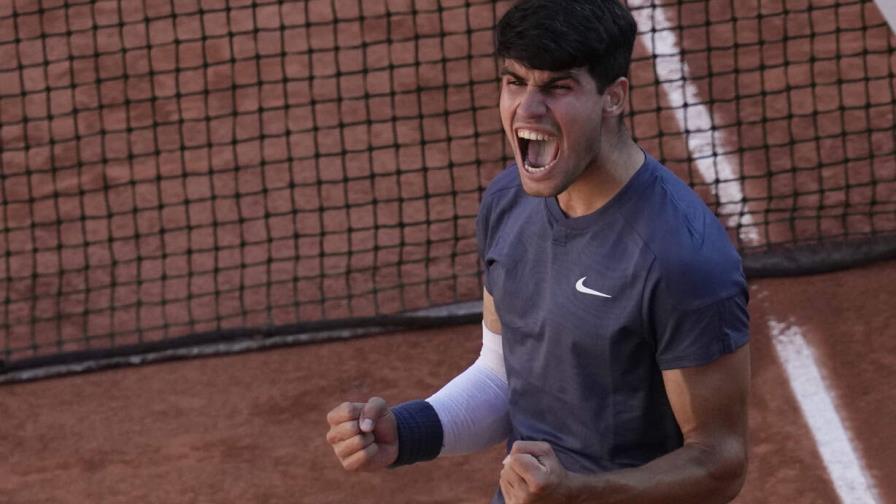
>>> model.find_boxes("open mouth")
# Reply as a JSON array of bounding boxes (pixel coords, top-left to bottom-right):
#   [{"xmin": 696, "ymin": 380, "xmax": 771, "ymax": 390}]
[{"xmin": 517, "ymin": 129, "xmax": 560, "ymax": 174}]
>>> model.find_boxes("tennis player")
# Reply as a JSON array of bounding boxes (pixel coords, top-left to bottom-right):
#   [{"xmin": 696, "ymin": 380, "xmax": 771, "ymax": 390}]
[{"xmin": 326, "ymin": 1, "xmax": 750, "ymax": 502}]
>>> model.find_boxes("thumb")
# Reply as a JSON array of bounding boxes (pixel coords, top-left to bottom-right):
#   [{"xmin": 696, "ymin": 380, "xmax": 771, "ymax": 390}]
[
  {"xmin": 511, "ymin": 440, "xmax": 553, "ymax": 458},
  {"xmin": 359, "ymin": 396, "xmax": 388, "ymax": 433}
]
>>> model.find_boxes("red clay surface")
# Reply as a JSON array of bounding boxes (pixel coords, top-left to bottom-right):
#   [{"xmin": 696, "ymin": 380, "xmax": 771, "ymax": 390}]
[{"xmin": 1, "ymin": 258, "xmax": 894, "ymax": 503}]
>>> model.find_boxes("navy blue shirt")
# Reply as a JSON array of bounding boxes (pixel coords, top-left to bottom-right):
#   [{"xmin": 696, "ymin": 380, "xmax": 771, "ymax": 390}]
[{"xmin": 477, "ymin": 153, "xmax": 749, "ymax": 479}]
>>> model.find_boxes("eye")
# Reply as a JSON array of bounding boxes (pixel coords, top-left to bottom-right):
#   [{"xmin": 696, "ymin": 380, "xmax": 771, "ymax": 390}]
[{"xmin": 504, "ymin": 77, "xmax": 525, "ymax": 87}]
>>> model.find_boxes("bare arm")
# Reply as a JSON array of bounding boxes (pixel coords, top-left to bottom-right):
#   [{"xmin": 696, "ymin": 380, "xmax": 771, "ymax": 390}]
[
  {"xmin": 483, "ymin": 287, "xmax": 502, "ymax": 333},
  {"xmin": 501, "ymin": 343, "xmax": 750, "ymax": 504}
]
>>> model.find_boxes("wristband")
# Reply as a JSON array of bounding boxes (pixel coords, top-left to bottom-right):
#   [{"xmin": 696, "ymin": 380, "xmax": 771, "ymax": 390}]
[{"xmin": 390, "ymin": 399, "xmax": 444, "ymax": 466}]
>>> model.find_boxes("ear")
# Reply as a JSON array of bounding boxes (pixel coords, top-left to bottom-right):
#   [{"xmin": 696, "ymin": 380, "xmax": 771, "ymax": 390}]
[{"xmin": 601, "ymin": 77, "xmax": 629, "ymax": 116}]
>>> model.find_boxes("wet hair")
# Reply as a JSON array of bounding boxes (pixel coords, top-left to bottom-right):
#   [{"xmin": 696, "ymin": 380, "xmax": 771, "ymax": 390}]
[{"xmin": 495, "ymin": 0, "xmax": 638, "ymax": 93}]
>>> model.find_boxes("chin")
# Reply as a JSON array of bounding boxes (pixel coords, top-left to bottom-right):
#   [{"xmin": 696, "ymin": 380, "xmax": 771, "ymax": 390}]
[
  {"xmin": 518, "ymin": 176, "xmax": 558, "ymax": 198},
  {"xmin": 521, "ymin": 185, "xmax": 551, "ymax": 197},
  {"xmin": 516, "ymin": 160, "xmax": 565, "ymax": 198}
]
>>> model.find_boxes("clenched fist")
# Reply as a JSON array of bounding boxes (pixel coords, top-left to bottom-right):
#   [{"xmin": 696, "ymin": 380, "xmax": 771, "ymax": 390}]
[
  {"xmin": 325, "ymin": 396, "xmax": 399, "ymax": 471},
  {"xmin": 500, "ymin": 441, "xmax": 575, "ymax": 504}
]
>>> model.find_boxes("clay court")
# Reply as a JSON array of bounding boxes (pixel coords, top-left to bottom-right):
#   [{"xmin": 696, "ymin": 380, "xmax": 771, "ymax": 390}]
[
  {"xmin": 1, "ymin": 0, "xmax": 895, "ymax": 502},
  {"xmin": 2, "ymin": 259, "xmax": 895, "ymax": 502}
]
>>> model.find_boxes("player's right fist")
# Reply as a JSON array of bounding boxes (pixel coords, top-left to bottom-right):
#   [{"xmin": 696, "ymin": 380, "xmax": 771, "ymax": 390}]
[{"xmin": 325, "ymin": 396, "xmax": 399, "ymax": 471}]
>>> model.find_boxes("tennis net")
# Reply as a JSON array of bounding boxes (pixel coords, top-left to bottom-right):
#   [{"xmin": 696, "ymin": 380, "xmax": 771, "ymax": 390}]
[{"xmin": 1, "ymin": 0, "xmax": 894, "ymax": 378}]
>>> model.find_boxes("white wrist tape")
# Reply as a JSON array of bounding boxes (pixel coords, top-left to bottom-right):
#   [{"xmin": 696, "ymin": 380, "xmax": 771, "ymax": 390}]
[{"xmin": 426, "ymin": 321, "xmax": 511, "ymax": 456}]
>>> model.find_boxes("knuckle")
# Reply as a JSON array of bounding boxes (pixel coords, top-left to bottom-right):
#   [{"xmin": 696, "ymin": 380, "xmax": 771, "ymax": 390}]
[
  {"xmin": 327, "ymin": 422, "xmax": 354, "ymax": 446},
  {"xmin": 344, "ymin": 453, "xmax": 365, "ymax": 471},
  {"xmin": 347, "ymin": 435, "xmax": 365, "ymax": 453},
  {"xmin": 364, "ymin": 396, "xmax": 385, "ymax": 414},
  {"xmin": 341, "ymin": 418, "xmax": 360, "ymax": 434},
  {"xmin": 336, "ymin": 436, "xmax": 361, "ymax": 458},
  {"xmin": 332, "ymin": 445, "xmax": 348, "ymax": 465},
  {"xmin": 333, "ymin": 442, "xmax": 349, "ymax": 459},
  {"xmin": 337, "ymin": 437, "xmax": 378, "ymax": 471},
  {"xmin": 327, "ymin": 402, "xmax": 350, "ymax": 424}
]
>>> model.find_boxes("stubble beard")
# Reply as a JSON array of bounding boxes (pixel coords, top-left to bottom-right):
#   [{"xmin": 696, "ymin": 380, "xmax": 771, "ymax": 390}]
[{"xmin": 550, "ymin": 119, "xmax": 604, "ymax": 202}]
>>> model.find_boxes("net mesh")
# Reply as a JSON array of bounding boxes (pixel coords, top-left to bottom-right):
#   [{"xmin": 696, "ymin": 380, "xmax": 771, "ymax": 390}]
[{"xmin": 2, "ymin": 0, "xmax": 895, "ymax": 374}]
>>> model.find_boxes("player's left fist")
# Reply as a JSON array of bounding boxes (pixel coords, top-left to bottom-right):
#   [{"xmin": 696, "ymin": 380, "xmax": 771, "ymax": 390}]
[{"xmin": 499, "ymin": 441, "xmax": 574, "ymax": 504}]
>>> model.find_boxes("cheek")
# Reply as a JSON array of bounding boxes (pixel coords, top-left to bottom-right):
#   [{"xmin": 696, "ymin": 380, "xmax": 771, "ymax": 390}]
[
  {"xmin": 499, "ymin": 94, "xmax": 514, "ymax": 130},
  {"xmin": 564, "ymin": 113, "xmax": 602, "ymax": 148}
]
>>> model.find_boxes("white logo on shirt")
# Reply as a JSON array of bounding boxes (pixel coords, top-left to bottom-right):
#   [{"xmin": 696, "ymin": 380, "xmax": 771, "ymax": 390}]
[{"xmin": 575, "ymin": 277, "xmax": 612, "ymax": 298}]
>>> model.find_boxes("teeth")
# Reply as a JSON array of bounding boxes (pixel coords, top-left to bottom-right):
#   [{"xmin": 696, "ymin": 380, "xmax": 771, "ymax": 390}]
[
  {"xmin": 517, "ymin": 129, "xmax": 555, "ymax": 141},
  {"xmin": 523, "ymin": 162, "xmax": 549, "ymax": 173}
]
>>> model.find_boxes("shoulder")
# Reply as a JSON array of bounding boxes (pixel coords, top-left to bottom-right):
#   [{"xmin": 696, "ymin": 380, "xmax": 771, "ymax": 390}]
[
  {"xmin": 477, "ymin": 164, "xmax": 525, "ymax": 227},
  {"xmin": 630, "ymin": 159, "xmax": 746, "ymax": 308},
  {"xmin": 476, "ymin": 163, "xmax": 540, "ymax": 261},
  {"xmin": 481, "ymin": 163, "xmax": 523, "ymax": 206}
]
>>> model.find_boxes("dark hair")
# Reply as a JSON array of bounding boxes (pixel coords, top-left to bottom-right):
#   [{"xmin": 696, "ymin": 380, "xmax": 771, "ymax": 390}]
[{"xmin": 495, "ymin": 0, "xmax": 638, "ymax": 93}]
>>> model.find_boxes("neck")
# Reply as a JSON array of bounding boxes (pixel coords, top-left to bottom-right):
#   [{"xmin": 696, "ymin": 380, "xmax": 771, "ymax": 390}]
[{"xmin": 556, "ymin": 133, "xmax": 644, "ymax": 218}]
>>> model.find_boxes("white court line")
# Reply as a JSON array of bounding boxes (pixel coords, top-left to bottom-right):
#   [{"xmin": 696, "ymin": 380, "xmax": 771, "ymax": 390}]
[
  {"xmin": 769, "ymin": 320, "xmax": 880, "ymax": 503},
  {"xmin": 629, "ymin": 2, "xmax": 759, "ymax": 245},
  {"xmin": 873, "ymin": 0, "xmax": 896, "ymax": 34},
  {"xmin": 627, "ymin": 2, "xmax": 880, "ymax": 502}
]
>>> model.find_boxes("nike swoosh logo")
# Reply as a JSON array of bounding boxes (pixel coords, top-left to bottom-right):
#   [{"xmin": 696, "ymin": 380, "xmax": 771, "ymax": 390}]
[{"xmin": 575, "ymin": 277, "xmax": 612, "ymax": 298}]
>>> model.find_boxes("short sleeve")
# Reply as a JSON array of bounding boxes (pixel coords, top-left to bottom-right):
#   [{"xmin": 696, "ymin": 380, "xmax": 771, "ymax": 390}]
[
  {"xmin": 475, "ymin": 195, "xmax": 491, "ymax": 292},
  {"xmin": 476, "ymin": 178, "xmax": 502, "ymax": 294},
  {"xmin": 650, "ymin": 291, "xmax": 750, "ymax": 370}
]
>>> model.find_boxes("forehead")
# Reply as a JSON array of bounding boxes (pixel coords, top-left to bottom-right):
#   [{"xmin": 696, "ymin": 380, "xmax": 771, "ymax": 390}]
[{"xmin": 500, "ymin": 59, "xmax": 592, "ymax": 84}]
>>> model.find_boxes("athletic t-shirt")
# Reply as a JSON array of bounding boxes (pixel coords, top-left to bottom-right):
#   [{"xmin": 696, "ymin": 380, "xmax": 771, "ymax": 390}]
[{"xmin": 476, "ymin": 153, "xmax": 749, "ymax": 478}]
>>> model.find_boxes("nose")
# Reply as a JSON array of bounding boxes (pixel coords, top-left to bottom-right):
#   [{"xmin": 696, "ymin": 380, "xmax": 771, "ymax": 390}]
[{"xmin": 517, "ymin": 87, "xmax": 547, "ymax": 119}]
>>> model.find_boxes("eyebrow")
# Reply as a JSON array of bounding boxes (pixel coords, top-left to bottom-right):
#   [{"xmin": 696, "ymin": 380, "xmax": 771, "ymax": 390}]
[
  {"xmin": 499, "ymin": 67, "xmax": 579, "ymax": 86},
  {"xmin": 499, "ymin": 68, "xmax": 524, "ymax": 80}
]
